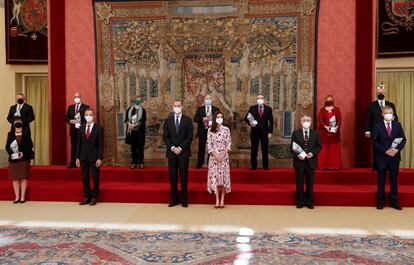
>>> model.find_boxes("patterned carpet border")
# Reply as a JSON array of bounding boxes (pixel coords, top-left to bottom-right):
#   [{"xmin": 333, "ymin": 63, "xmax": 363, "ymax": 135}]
[{"xmin": 0, "ymin": 226, "xmax": 413, "ymax": 264}]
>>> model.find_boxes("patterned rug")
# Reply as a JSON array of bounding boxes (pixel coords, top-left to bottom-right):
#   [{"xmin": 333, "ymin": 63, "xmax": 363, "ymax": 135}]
[{"xmin": 0, "ymin": 227, "xmax": 413, "ymax": 264}]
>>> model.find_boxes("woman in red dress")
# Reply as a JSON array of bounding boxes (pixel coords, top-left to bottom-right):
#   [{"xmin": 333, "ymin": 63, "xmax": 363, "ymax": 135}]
[{"xmin": 318, "ymin": 95, "xmax": 342, "ymax": 170}]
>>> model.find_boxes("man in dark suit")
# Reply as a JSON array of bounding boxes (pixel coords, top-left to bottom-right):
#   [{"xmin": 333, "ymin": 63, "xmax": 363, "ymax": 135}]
[
  {"xmin": 244, "ymin": 94, "xmax": 273, "ymax": 170},
  {"xmin": 65, "ymin": 92, "xmax": 90, "ymax": 168},
  {"xmin": 76, "ymin": 108, "xmax": 104, "ymax": 206},
  {"xmin": 163, "ymin": 100, "xmax": 193, "ymax": 207},
  {"xmin": 372, "ymin": 106, "xmax": 406, "ymax": 210},
  {"xmin": 365, "ymin": 85, "xmax": 398, "ymax": 169},
  {"xmin": 193, "ymin": 95, "xmax": 220, "ymax": 168},
  {"xmin": 290, "ymin": 115, "xmax": 322, "ymax": 209},
  {"xmin": 7, "ymin": 93, "xmax": 35, "ymax": 135}
]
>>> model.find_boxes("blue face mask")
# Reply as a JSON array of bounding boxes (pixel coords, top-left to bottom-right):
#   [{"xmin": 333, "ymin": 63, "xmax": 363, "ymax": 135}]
[{"xmin": 204, "ymin": 99, "xmax": 212, "ymax": 106}]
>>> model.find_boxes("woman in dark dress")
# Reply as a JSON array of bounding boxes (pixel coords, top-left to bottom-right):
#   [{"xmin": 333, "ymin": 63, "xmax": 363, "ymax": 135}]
[
  {"xmin": 5, "ymin": 117, "xmax": 34, "ymax": 203},
  {"xmin": 124, "ymin": 96, "xmax": 146, "ymax": 169}
]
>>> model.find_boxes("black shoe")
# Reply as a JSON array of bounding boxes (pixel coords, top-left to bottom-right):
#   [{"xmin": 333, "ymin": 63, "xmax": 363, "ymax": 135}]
[
  {"xmin": 195, "ymin": 165, "xmax": 202, "ymax": 169},
  {"xmin": 67, "ymin": 164, "xmax": 76, "ymax": 168},
  {"xmin": 306, "ymin": 204, "xmax": 314, "ymax": 209},
  {"xmin": 139, "ymin": 164, "xmax": 144, "ymax": 169},
  {"xmin": 296, "ymin": 203, "xmax": 304, "ymax": 209},
  {"xmin": 168, "ymin": 202, "xmax": 178, "ymax": 207},
  {"xmin": 130, "ymin": 164, "xmax": 137, "ymax": 169},
  {"xmin": 250, "ymin": 167, "xmax": 257, "ymax": 170},
  {"xmin": 89, "ymin": 198, "xmax": 97, "ymax": 206},
  {"xmin": 376, "ymin": 203, "xmax": 384, "ymax": 210},
  {"xmin": 391, "ymin": 204, "xmax": 402, "ymax": 211},
  {"xmin": 79, "ymin": 198, "xmax": 90, "ymax": 205},
  {"xmin": 263, "ymin": 167, "xmax": 269, "ymax": 170},
  {"xmin": 13, "ymin": 200, "xmax": 20, "ymax": 204},
  {"xmin": 182, "ymin": 203, "xmax": 188, "ymax": 208}
]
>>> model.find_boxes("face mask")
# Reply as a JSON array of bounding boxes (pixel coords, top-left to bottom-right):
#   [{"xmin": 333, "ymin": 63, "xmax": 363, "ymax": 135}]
[
  {"xmin": 14, "ymin": 122, "xmax": 22, "ymax": 128},
  {"xmin": 134, "ymin": 99, "xmax": 141, "ymax": 105},
  {"xmin": 74, "ymin": 97, "xmax": 81, "ymax": 104},
  {"xmin": 257, "ymin": 99, "xmax": 264, "ymax": 105},
  {"xmin": 377, "ymin": 93, "xmax": 385, "ymax": 100},
  {"xmin": 324, "ymin": 100, "xmax": 333, "ymax": 107},
  {"xmin": 384, "ymin": 113, "xmax": 393, "ymax": 121},
  {"xmin": 17, "ymin": 99, "xmax": 24, "ymax": 105},
  {"xmin": 204, "ymin": 99, "xmax": 212, "ymax": 106},
  {"xmin": 173, "ymin": 107, "xmax": 182, "ymax": 114},
  {"xmin": 216, "ymin": 118, "xmax": 223, "ymax": 125},
  {"xmin": 302, "ymin": 121, "xmax": 311, "ymax": 130},
  {"xmin": 85, "ymin": 115, "xmax": 93, "ymax": 123}
]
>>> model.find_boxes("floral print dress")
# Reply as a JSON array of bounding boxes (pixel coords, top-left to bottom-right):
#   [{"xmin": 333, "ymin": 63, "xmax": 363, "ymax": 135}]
[{"xmin": 207, "ymin": 126, "xmax": 231, "ymax": 194}]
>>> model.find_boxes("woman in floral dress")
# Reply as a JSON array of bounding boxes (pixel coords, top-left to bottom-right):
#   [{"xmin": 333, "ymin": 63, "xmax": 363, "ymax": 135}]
[{"xmin": 207, "ymin": 112, "xmax": 231, "ymax": 208}]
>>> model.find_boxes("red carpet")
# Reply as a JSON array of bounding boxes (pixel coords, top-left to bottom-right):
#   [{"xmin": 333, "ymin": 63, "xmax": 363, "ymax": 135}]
[{"xmin": 1, "ymin": 166, "xmax": 414, "ymax": 206}]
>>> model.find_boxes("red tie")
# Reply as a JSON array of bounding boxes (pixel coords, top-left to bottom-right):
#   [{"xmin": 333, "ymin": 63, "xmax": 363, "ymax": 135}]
[
  {"xmin": 75, "ymin": 104, "xmax": 79, "ymax": 114},
  {"xmin": 386, "ymin": 123, "xmax": 391, "ymax": 137},
  {"xmin": 86, "ymin": 125, "xmax": 91, "ymax": 140},
  {"xmin": 259, "ymin": 106, "xmax": 263, "ymax": 118}
]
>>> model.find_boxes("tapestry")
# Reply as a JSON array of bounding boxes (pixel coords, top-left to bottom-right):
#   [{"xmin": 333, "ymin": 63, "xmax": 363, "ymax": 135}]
[
  {"xmin": 377, "ymin": 0, "xmax": 414, "ymax": 57},
  {"xmin": 93, "ymin": 0, "xmax": 318, "ymax": 167},
  {"xmin": 5, "ymin": 0, "xmax": 48, "ymax": 64},
  {"xmin": 1, "ymin": 227, "xmax": 414, "ymax": 264}
]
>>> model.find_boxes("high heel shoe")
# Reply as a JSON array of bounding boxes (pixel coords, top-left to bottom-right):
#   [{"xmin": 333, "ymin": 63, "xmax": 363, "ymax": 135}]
[{"xmin": 13, "ymin": 200, "xmax": 20, "ymax": 204}]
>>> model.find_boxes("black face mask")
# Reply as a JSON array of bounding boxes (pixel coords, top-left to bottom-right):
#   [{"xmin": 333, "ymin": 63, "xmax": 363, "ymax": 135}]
[
  {"xmin": 324, "ymin": 100, "xmax": 333, "ymax": 107},
  {"xmin": 17, "ymin": 99, "xmax": 24, "ymax": 105},
  {"xmin": 377, "ymin": 93, "xmax": 385, "ymax": 100},
  {"xmin": 14, "ymin": 122, "xmax": 22, "ymax": 128}
]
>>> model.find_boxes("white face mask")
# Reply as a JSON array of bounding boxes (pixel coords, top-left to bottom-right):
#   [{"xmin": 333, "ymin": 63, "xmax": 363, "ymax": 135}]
[
  {"xmin": 384, "ymin": 113, "xmax": 393, "ymax": 121},
  {"xmin": 173, "ymin": 107, "xmax": 182, "ymax": 115},
  {"xmin": 216, "ymin": 118, "xmax": 223, "ymax": 125},
  {"xmin": 74, "ymin": 97, "xmax": 81, "ymax": 104},
  {"xmin": 302, "ymin": 121, "xmax": 311, "ymax": 130},
  {"xmin": 257, "ymin": 99, "xmax": 264, "ymax": 105},
  {"xmin": 85, "ymin": 115, "xmax": 93, "ymax": 124},
  {"xmin": 204, "ymin": 99, "xmax": 212, "ymax": 106}
]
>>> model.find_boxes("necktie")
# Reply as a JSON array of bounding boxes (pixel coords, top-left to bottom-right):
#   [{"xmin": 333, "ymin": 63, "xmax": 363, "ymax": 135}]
[
  {"xmin": 75, "ymin": 104, "xmax": 79, "ymax": 114},
  {"xmin": 386, "ymin": 123, "xmax": 391, "ymax": 137},
  {"xmin": 204, "ymin": 107, "xmax": 210, "ymax": 128},
  {"xmin": 380, "ymin": 102, "xmax": 384, "ymax": 109},
  {"xmin": 86, "ymin": 125, "xmax": 91, "ymax": 140},
  {"xmin": 259, "ymin": 106, "xmax": 263, "ymax": 118},
  {"xmin": 175, "ymin": 116, "xmax": 180, "ymax": 134},
  {"xmin": 304, "ymin": 130, "xmax": 309, "ymax": 152}
]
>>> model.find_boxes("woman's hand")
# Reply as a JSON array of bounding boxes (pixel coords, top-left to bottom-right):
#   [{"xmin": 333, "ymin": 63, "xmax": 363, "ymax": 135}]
[{"xmin": 19, "ymin": 152, "xmax": 24, "ymax": 159}]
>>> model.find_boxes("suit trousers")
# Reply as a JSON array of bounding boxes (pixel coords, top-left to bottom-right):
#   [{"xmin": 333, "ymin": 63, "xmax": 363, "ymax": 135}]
[
  {"xmin": 81, "ymin": 159, "xmax": 100, "ymax": 199},
  {"xmin": 376, "ymin": 157, "xmax": 399, "ymax": 205},
  {"xmin": 294, "ymin": 166, "xmax": 314, "ymax": 204},
  {"xmin": 168, "ymin": 154, "xmax": 189, "ymax": 204},
  {"xmin": 251, "ymin": 134, "xmax": 269, "ymax": 169},
  {"xmin": 69, "ymin": 130, "xmax": 79, "ymax": 166}
]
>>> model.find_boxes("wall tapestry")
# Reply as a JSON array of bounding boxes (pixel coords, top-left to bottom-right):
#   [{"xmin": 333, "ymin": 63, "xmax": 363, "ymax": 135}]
[{"xmin": 93, "ymin": 0, "xmax": 318, "ymax": 167}]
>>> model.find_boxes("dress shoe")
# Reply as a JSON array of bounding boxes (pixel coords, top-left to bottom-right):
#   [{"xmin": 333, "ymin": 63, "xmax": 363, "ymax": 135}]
[
  {"xmin": 168, "ymin": 202, "xmax": 178, "ymax": 207},
  {"xmin": 250, "ymin": 167, "xmax": 257, "ymax": 170},
  {"xmin": 19, "ymin": 200, "xmax": 26, "ymax": 204},
  {"xmin": 376, "ymin": 203, "xmax": 384, "ymax": 210},
  {"xmin": 130, "ymin": 164, "xmax": 137, "ymax": 169},
  {"xmin": 13, "ymin": 200, "xmax": 20, "ymax": 204},
  {"xmin": 89, "ymin": 198, "xmax": 97, "ymax": 206},
  {"xmin": 195, "ymin": 165, "xmax": 202, "ymax": 169},
  {"xmin": 139, "ymin": 164, "xmax": 144, "ymax": 169},
  {"xmin": 306, "ymin": 204, "xmax": 314, "ymax": 209},
  {"xmin": 263, "ymin": 168, "xmax": 269, "ymax": 170},
  {"xmin": 182, "ymin": 203, "xmax": 188, "ymax": 208},
  {"xmin": 296, "ymin": 203, "xmax": 304, "ymax": 209},
  {"xmin": 391, "ymin": 204, "xmax": 402, "ymax": 211},
  {"xmin": 79, "ymin": 198, "xmax": 90, "ymax": 205},
  {"xmin": 67, "ymin": 164, "xmax": 76, "ymax": 169}
]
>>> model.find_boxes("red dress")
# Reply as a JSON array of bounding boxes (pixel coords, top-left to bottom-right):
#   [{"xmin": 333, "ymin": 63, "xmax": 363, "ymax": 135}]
[{"xmin": 318, "ymin": 107, "xmax": 342, "ymax": 169}]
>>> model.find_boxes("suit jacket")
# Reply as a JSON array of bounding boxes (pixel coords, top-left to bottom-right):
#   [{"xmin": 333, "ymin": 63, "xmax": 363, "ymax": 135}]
[
  {"xmin": 193, "ymin": 105, "xmax": 220, "ymax": 137},
  {"xmin": 372, "ymin": 121, "xmax": 406, "ymax": 162},
  {"xmin": 163, "ymin": 114, "xmax": 193, "ymax": 158},
  {"xmin": 7, "ymin": 104, "xmax": 35, "ymax": 131},
  {"xmin": 124, "ymin": 106, "xmax": 146, "ymax": 145},
  {"xmin": 65, "ymin": 103, "xmax": 90, "ymax": 135},
  {"xmin": 76, "ymin": 123, "xmax": 104, "ymax": 162},
  {"xmin": 290, "ymin": 129, "xmax": 322, "ymax": 169},
  {"xmin": 5, "ymin": 129, "xmax": 34, "ymax": 163},
  {"xmin": 365, "ymin": 100, "xmax": 398, "ymax": 132},
  {"xmin": 244, "ymin": 104, "xmax": 274, "ymax": 136}
]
